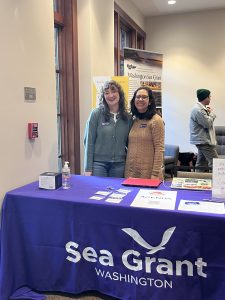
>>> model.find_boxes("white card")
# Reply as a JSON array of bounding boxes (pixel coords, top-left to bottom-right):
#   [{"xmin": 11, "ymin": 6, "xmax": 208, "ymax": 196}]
[
  {"xmin": 95, "ymin": 191, "xmax": 111, "ymax": 196},
  {"xmin": 89, "ymin": 196, "xmax": 104, "ymax": 200},
  {"xmin": 106, "ymin": 198, "xmax": 123, "ymax": 203}
]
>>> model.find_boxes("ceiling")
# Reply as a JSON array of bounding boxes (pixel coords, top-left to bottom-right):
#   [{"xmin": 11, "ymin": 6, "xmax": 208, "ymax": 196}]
[{"xmin": 130, "ymin": 0, "xmax": 225, "ymax": 17}]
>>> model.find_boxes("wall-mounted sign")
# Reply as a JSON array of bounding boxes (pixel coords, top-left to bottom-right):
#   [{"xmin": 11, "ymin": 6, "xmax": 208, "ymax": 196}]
[{"xmin": 24, "ymin": 87, "xmax": 36, "ymax": 102}]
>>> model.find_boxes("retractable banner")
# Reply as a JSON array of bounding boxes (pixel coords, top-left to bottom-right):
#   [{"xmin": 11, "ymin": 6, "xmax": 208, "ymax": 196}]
[{"xmin": 123, "ymin": 48, "xmax": 163, "ymax": 114}]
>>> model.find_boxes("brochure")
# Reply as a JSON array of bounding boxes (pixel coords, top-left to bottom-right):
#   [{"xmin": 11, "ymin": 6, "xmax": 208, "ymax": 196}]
[
  {"xmin": 178, "ymin": 200, "xmax": 225, "ymax": 214},
  {"xmin": 171, "ymin": 177, "xmax": 212, "ymax": 190}
]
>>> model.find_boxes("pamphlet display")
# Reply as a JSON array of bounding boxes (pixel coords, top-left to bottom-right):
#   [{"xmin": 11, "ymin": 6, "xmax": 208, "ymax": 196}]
[{"xmin": 171, "ymin": 177, "xmax": 212, "ymax": 191}]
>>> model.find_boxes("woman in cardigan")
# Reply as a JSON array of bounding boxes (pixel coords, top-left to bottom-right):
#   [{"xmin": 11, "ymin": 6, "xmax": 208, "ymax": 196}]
[
  {"xmin": 125, "ymin": 86, "xmax": 165, "ymax": 179},
  {"xmin": 84, "ymin": 80, "xmax": 133, "ymax": 177}
]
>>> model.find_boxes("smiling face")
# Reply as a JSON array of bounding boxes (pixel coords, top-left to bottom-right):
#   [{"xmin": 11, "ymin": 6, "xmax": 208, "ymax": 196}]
[
  {"xmin": 104, "ymin": 87, "xmax": 120, "ymax": 112},
  {"xmin": 134, "ymin": 89, "xmax": 150, "ymax": 113}
]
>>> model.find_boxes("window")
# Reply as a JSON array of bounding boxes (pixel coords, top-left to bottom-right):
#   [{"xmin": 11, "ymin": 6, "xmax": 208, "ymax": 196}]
[
  {"xmin": 114, "ymin": 3, "xmax": 146, "ymax": 75},
  {"xmin": 54, "ymin": 26, "xmax": 62, "ymax": 170},
  {"xmin": 54, "ymin": 0, "xmax": 80, "ymax": 174}
]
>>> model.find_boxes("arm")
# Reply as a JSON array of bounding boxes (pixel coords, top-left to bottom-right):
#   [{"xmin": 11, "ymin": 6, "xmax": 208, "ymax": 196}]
[
  {"xmin": 151, "ymin": 117, "xmax": 165, "ymax": 178},
  {"xmin": 84, "ymin": 171, "xmax": 92, "ymax": 176},
  {"xmin": 126, "ymin": 116, "xmax": 134, "ymax": 150},
  {"xmin": 83, "ymin": 109, "xmax": 100, "ymax": 174},
  {"xmin": 192, "ymin": 106, "xmax": 216, "ymax": 129}
]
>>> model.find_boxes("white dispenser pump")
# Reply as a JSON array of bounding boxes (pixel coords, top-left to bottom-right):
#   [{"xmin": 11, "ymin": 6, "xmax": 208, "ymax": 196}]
[{"xmin": 62, "ymin": 161, "xmax": 71, "ymax": 189}]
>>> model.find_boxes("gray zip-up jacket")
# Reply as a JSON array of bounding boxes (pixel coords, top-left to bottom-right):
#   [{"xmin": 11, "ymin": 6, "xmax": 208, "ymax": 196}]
[
  {"xmin": 84, "ymin": 107, "xmax": 133, "ymax": 172},
  {"xmin": 190, "ymin": 102, "xmax": 217, "ymax": 145}
]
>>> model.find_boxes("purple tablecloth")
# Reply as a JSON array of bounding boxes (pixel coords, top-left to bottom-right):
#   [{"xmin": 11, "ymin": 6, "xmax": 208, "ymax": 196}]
[{"xmin": 0, "ymin": 175, "xmax": 225, "ymax": 300}]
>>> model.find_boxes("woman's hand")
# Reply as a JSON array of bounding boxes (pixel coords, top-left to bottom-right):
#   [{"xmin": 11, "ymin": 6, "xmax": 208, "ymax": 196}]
[{"xmin": 84, "ymin": 171, "xmax": 92, "ymax": 176}]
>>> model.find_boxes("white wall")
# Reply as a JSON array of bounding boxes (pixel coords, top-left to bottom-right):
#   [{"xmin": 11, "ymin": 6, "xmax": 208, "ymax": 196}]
[
  {"xmin": 146, "ymin": 9, "xmax": 225, "ymax": 152},
  {"xmin": 115, "ymin": 0, "xmax": 145, "ymax": 30},
  {"xmin": 0, "ymin": 0, "xmax": 58, "ymax": 204}
]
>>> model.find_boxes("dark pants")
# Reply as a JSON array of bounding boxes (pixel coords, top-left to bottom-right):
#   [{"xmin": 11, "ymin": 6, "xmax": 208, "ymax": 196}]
[{"xmin": 195, "ymin": 144, "xmax": 218, "ymax": 172}]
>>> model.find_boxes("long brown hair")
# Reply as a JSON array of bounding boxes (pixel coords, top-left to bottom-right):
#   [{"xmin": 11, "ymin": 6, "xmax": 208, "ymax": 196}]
[{"xmin": 99, "ymin": 80, "xmax": 129, "ymax": 122}]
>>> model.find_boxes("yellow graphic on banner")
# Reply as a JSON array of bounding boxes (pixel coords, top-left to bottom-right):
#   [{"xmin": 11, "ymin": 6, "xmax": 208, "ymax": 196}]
[{"xmin": 92, "ymin": 76, "xmax": 129, "ymax": 108}]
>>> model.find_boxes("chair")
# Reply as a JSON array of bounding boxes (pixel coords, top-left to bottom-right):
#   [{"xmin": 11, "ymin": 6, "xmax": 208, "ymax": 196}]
[
  {"xmin": 215, "ymin": 126, "xmax": 225, "ymax": 158},
  {"xmin": 164, "ymin": 144, "xmax": 179, "ymax": 177}
]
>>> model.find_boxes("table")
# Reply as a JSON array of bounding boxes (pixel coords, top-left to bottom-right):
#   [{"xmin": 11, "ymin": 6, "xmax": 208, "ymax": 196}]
[{"xmin": 1, "ymin": 175, "xmax": 225, "ymax": 300}]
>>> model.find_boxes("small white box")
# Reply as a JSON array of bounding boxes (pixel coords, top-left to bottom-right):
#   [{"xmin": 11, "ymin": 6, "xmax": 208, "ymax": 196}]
[{"xmin": 39, "ymin": 172, "xmax": 62, "ymax": 189}]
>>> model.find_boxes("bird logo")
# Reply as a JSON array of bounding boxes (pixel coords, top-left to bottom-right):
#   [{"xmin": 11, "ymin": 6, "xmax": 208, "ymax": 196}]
[
  {"xmin": 127, "ymin": 64, "xmax": 136, "ymax": 70},
  {"xmin": 122, "ymin": 227, "xmax": 176, "ymax": 255}
]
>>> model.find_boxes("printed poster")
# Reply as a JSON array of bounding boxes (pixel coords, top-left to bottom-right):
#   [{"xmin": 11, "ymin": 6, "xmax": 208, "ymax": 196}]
[
  {"xmin": 212, "ymin": 158, "xmax": 225, "ymax": 199},
  {"xmin": 92, "ymin": 76, "xmax": 129, "ymax": 108},
  {"xmin": 131, "ymin": 189, "xmax": 177, "ymax": 210},
  {"xmin": 123, "ymin": 48, "xmax": 163, "ymax": 115}
]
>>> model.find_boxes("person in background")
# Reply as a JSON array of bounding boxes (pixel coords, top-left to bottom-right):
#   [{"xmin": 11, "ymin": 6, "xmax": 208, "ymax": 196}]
[
  {"xmin": 125, "ymin": 86, "xmax": 165, "ymax": 179},
  {"xmin": 190, "ymin": 88, "xmax": 218, "ymax": 172},
  {"xmin": 84, "ymin": 80, "xmax": 133, "ymax": 177}
]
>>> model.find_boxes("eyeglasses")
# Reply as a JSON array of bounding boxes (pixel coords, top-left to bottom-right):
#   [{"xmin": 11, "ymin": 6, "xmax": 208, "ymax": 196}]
[{"xmin": 135, "ymin": 95, "xmax": 149, "ymax": 100}]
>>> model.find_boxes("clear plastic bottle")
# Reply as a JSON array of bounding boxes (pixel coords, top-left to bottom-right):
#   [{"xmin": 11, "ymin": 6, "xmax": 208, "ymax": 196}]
[{"xmin": 62, "ymin": 161, "xmax": 71, "ymax": 189}]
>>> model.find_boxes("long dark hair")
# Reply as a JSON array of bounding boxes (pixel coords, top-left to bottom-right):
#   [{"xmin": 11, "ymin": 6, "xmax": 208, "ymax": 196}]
[
  {"xmin": 99, "ymin": 80, "xmax": 129, "ymax": 122},
  {"xmin": 130, "ymin": 86, "xmax": 156, "ymax": 120}
]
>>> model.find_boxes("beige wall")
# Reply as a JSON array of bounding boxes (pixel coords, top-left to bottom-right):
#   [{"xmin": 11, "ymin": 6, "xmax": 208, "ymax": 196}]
[
  {"xmin": 115, "ymin": 0, "xmax": 145, "ymax": 30},
  {"xmin": 0, "ymin": 0, "xmax": 58, "ymax": 204},
  {"xmin": 146, "ymin": 9, "xmax": 225, "ymax": 152}
]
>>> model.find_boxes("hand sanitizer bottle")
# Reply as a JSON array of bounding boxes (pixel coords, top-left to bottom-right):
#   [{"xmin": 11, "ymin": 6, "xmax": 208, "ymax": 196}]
[{"xmin": 62, "ymin": 161, "xmax": 71, "ymax": 189}]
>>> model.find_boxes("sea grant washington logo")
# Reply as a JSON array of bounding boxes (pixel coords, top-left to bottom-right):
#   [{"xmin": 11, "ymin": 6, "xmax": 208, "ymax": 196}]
[
  {"xmin": 122, "ymin": 227, "xmax": 175, "ymax": 254},
  {"xmin": 65, "ymin": 226, "xmax": 207, "ymax": 289}
]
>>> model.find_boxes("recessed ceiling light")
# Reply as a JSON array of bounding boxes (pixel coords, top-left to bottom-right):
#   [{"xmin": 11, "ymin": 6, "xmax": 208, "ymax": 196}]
[{"xmin": 168, "ymin": 0, "xmax": 176, "ymax": 4}]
